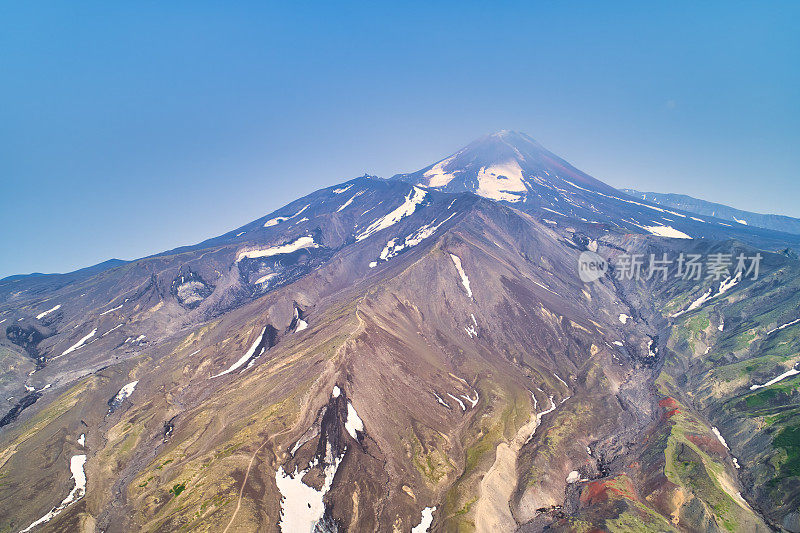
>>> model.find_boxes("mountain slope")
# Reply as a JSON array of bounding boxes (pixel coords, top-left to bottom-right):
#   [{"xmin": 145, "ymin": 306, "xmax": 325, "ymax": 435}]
[
  {"xmin": 0, "ymin": 132, "xmax": 798, "ymax": 533},
  {"xmin": 620, "ymin": 189, "xmax": 800, "ymax": 236}
]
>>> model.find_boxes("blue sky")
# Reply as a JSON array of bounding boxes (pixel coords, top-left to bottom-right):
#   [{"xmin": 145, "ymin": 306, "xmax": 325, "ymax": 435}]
[{"xmin": 1, "ymin": 1, "xmax": 798, "ymax": 277}]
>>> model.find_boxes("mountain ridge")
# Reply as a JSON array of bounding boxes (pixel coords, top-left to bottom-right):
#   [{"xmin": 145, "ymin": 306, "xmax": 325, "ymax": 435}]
[
  {"xmin": 621, "ymin": 188, "xmax": 800, "ymax": 236},
  {"xmin": 0, "ymin": 132, "xmax": 798, "ymax": 532}
]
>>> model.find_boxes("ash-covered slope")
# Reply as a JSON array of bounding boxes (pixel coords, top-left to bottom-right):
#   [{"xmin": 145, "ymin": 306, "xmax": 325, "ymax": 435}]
[{"xmin": 0, "ymin": 132, "xmax": 798, "ymax": 533}]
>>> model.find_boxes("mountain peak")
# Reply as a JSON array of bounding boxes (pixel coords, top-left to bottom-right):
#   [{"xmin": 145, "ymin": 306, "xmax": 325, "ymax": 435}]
[{"xmin": 393, "ymin": 130, "xmax": 618, "ymax": 202}]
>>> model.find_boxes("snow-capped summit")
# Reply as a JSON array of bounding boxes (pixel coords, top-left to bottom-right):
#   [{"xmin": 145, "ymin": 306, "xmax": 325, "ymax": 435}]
[{"xmin": 394, "ymin": 130, "xmax": 619, "ymax": 202}]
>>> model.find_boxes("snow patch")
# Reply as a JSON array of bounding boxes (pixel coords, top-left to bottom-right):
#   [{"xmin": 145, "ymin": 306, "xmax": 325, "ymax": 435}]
[
  {"xmin": 236, "ymin": 235, "xmax": 319, "ymax": 262},
  {"xmin": 111, "ymin": 380, "xmax": 138, "ymax": 406},
  {"xmin": 718, "ymin": 272, "xmax": 742, "ymax": 296},
  {"xmin": 412, "ymin": 506, "xmax": 436, "ymax": 533},
  {"xmin": 566, "ymin": 470, "xmax": 580, "ymax": 484},
  {"xmin": 371, "ymin": 213, "xmax": 455, "ymax": 266},
  {"xmin": 345, "ymin": 401, "xmax": 364, "ymax": 439},
  {"xmin": 476, "ymin": 160, "xmax": 527, "ymax": 202},
  {"xmin": 671, "ymin": 288, "xmax": 714, "ymax": 318},
  {"xmin": 276, "ymin": 452, "xmax": 343, "ymax": 533},
  {"xmin": 449, "ymin": 254, "xmax": 472, "ymax": 298},
  {"xmin": 642, "ymin": 224, "xmax": 692, "ymax": 239},
  {"xmin": 423, "ymin": 155, "xmax": 458, "ymax": 187},
  {"xmin": 619, "ymin": 313, "xmax": 630, "ymax": 324},
  {"xmin": 356, "ymin": 186, "xmax": 427, "ymax": 241},
  {"xmin": 711, "ymin": 427, "xmax": 729, "ymax": 449},
  {"xmin": 434, "ymin": 392, "xmax": 450, "ymax": 408},
  {"xmin": 264, "ymin": 204, "xmax": 310, "ymax": 227},
  {"xmin": 36, "ymin": 305, "xmax": 61, "ymax": 320}
]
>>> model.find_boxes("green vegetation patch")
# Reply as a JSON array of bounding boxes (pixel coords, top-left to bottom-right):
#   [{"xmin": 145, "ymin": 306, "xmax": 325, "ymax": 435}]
[{"xmin": 169, "ymin": 482, "xmax": 187, "ymax": 497}]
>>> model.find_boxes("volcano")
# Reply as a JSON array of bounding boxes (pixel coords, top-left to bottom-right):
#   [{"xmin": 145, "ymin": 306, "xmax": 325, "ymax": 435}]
[{"xmin": 1, "ymin": 132, "xmax": 798, "ymax": 532}]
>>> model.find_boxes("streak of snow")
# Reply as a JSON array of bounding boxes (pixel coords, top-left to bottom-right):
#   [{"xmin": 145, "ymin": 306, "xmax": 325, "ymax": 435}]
[
  {"xmin": 525, "ymin": 396, "xmax": 557, "ymax": 444},
  {"xmin": 356, "ymin": 186, "xmax": 427, "ymax": 241},
  {"xmin": 36, "ymin": 305, "xmax": 61, "ymax": 320},
  {"xmin": 565, "ymin": 179, "xmax": 687, "ymax": 218},
  {"xmin": 671, "ymin": 288, "xmax": 714, "ymax": 318},
  {"xmin": 254, "ymin": 273, "xmax": 279, "ymax": 285},
  {"xmin": 447, "ymin": 393, "xmax": 466, "ymax": 411},
  {"xmin": 337, "ymin": 190, "xmax": 364, "ymax": 212},
  {"xmin": 211, "ymin": 327, "xmax": 267, "ymax": 378},
  {"xmin": 712, "ymin": 427, "xmax": 729, "ymax": 449},
  {"xmin": 766, "ymin": 318, "xmax": 800, "ymax": 336},
  {"xmin": 333, "ymin": 183, "xmax": 353, "ymax": 194},
  {"xmin": 733, "ymin": 216, "xmax": 748, "ymax": 225},
  {"xmin": 19, "ymin": 454, "xmax": 87, "ymax": 533},
  {"xmin": 464, "ymin": 323, "xmax": 477, "ymax": 338},
  {"xmin": 57, "ymin": 329, "xmax": 97, "ymax": 358},
  {"xmin": 642, "ymin": 224, "xmax": 692, "ymax": 239},
  {"xmin": 100, "ymin": 323, "xmax": 123, "ymax": 337},
  {"xmin": 541, "ymin": 207, "xmax": 566, "ymax": 217},
  {"xmin": 449, "ymin": 254, "xmax": 472, "ymax": 298},
  {"xmin": 434, "ymin": 392, "xmax": 450, "ymax": 408},
  {"xmin": 553, "ymin": 373, "xmax": 568, "ymax": 388},
  {"xmin": 718, "ymin": 272, "xmax": 742, "ymax": 296},
  {"xmin": 236, "ymin": 235, "xmax": 319, "ymax": 262},
  {"xmin": 99, "ymin": 304, "xmax": 123, "ymax": 316},
  {"xmin": 461, "ymin": 390, "xmax": 479, "ymax": 408},
  {"xmin": 749, "ymin": 364, "xmax": 800, "ymax": 391},
  {"xmin": 264, "ymin": 204, "xmax": 310, "ymax": 227}
]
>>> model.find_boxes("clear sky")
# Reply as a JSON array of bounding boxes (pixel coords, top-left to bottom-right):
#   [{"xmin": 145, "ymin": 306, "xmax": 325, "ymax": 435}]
[{"xmin": 2, "ymin": 1, "xmax": 798, "ymax": 278}]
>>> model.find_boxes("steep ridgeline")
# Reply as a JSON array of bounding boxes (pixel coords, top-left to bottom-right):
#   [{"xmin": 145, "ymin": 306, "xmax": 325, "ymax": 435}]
[
  {"xmin": 0, "ymin": 132, "xmax": 797, "ymax": 532},
  {"xmin": 621, "ymin": 189, "xmax": 800, "ymax": 237}
]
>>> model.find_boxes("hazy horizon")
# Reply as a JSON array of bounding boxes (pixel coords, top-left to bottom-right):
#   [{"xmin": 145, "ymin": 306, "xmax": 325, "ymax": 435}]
[{"xmin": 2, "ymin": 2, "xmax": 799, "ymax": 278}]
